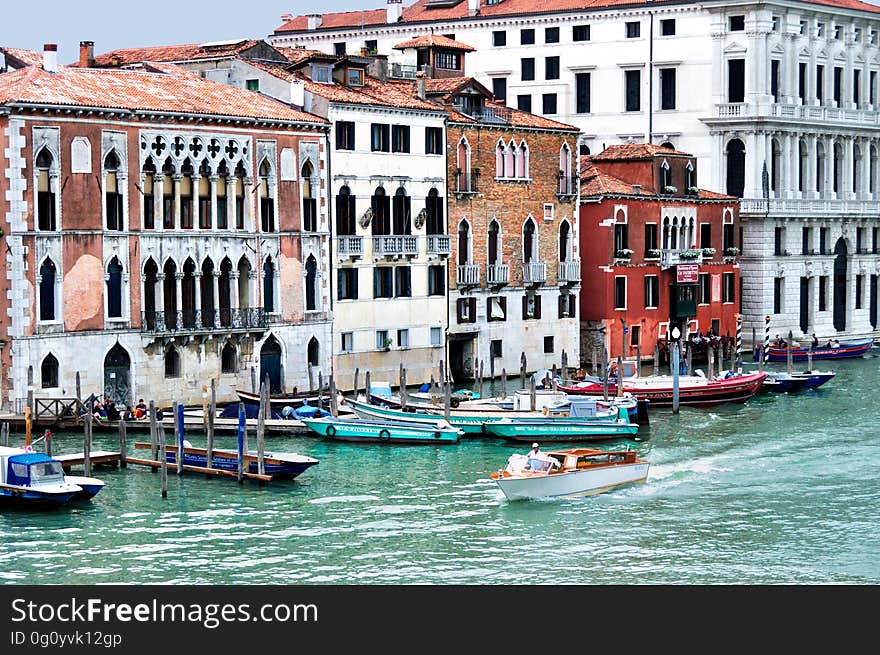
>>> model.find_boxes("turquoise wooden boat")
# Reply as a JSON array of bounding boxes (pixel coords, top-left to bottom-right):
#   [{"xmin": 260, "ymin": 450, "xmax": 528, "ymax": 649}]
[
  {"xmin": 344, "ymin": 397, "xmax": 496, "ymax": 435},
  {"xmin": 301, "ymin": 416, "xmax": 462, "ymax": 444},
  {"xmin": 483, "ymin": 407, "xmax": 639, "ymax": 443}
]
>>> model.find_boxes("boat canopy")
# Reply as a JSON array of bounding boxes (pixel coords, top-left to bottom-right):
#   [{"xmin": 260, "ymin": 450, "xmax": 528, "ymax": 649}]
[{"xmin": 6, "ymin": 453, "xmax": 65, "ymax": 486}]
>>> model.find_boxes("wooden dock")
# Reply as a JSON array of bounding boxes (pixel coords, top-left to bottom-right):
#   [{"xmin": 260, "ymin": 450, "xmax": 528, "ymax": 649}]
[{"xmin": 55, "ymin": 451, "xmax": 122, "ymax": 469}]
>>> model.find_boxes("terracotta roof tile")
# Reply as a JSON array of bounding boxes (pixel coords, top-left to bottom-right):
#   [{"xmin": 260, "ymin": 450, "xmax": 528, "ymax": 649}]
[
  {"xmin": 275, "ymin": 0, "xmax": 880, "ymax": 34},
  {"xmin": 82, "ymin": 40, "xmax": 261, "ymax": 68},
  {"xmin": 274, "ymin": 47, "xmax": 331, "ymax": 65},
  {"xmin": 591, "ymin": 143, "xmax": 691, "ymax": 161},
  {"xmin": 1, "ymin": 47, "xmax": 45, "ymax": 69},
  {"xmin": 393, "ymin": 34, "xmax": 474, "ymax": 51},
  {"xmin": 0, "ymin": 62, "xmax": 326, "ymax": 124},
  {"xmin": 580, "ymin": 156, "xmax": 735, "ymax": 200}
]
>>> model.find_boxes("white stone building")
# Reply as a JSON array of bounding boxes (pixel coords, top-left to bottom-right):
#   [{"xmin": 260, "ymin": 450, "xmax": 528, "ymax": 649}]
[{"xmin": 271, "ymin": 0, "xmax": 880, "ymax": 342}]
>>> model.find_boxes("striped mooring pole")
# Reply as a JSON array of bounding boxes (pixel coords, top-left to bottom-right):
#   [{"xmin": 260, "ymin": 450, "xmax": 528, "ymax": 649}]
[
  {"xmin": 761, "ymin": 314, "xmax": 771, "ymax": 371},
  {"xmin": 735, "ymin": 315, "xmax": 743, "ymax": 373}
]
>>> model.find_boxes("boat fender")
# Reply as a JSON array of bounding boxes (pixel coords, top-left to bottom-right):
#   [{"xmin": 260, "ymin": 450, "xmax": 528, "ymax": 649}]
[
  {"xmin": 450, "ymin": 398, "xmax": 460, "ymax": 408},
  {"xmin": 326, "ymin": 425, "xmax": 337, "ymax": 437},
  {"xmin": 434, "ymin": 431, "xmax": 442, "ymax": 439},
  {"xmin": 379, "ymin": 429, "xmax": 391, "ymax": 440}
]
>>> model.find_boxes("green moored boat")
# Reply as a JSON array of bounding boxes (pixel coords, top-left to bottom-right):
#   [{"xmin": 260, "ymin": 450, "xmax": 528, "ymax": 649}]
[
  {"xmin": 483, "ymin": 407, "xmax": 639, "ymax": 443},
  {"xmin": 300, "ymin": 416, "xmax": 463, "ymax": 444},
  {"xmin": 344, "ymin": 397, "xmax": 495, "ymax": 434}
]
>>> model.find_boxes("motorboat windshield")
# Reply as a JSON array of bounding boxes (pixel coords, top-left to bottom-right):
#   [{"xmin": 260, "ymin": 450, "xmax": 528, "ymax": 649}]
[{"xmin": 30, "ymin": 460, "xmax": 65, "ymax": 484}]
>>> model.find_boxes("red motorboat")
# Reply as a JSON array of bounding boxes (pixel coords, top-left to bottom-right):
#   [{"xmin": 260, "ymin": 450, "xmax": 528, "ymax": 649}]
[{"xmin": 558, "ymin": 371, "xmax": 768, "ymax": 408}]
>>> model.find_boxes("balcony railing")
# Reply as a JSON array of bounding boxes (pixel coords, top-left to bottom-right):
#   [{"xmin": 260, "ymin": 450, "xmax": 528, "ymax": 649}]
[
  {"xmin": 456, "ymin": 264, "xmax": 481, "ymax": 286},
  {"xmin": 522, "ymin": 261, "xmax": 547, "ymax": 284},
  {"xmin": 558, "ymin": 259, "xmax": 581, "ymax": 283},
  {"xmin": 372, "ymin": 235, "xmax": 418, "ymax": 257},
  {"xmin": 660, "ymin": 249, "xmax": 703, "ymax": 268},
  {"xmin": 337, "ymin": 235, "xmax": 363, "ymax": 258},
  {"xmin": 712, "ymin": 101, "xmax": 880, "ymax": 127},
  {"xmin": 558, "ymin": 175, "xmax": 577, "ymax": 197},
  {"xmin": 740, "ymin": 197, "xmax": 880, "ymax": 217},
  {"xmin": 427, "ymin": 234, "xmax": 451, "ymax": 256},
  {"xmin": 453, "ymin": 103, "xmax": 512, "ymax": 124},
  {"xmin": 142, "ymin": 307, "xmax": 266, "ymax": 334},
  {"xmin": 455, "ymin": 171, "xmax": 479, "ymax": 195},
  {"xmin": 486, "ymin": 263, "xmax": 510, "ymax": 286},
  {"xmin": 390, "ymin": 63, "xmax": 418, "ymax": 79}
]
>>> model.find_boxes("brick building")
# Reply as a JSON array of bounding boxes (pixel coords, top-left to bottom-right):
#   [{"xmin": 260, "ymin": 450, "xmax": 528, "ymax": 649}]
[
  {"xmin": 579, "ymin": 144, "xmax": 741, "ymax": 362},
  {"xmin": 0, "ymin": 46, "xmax": 330, "ymax": 410},
  {"xmin": 411, "ymin": 37, "xmax": 582, "ymax": 380}
]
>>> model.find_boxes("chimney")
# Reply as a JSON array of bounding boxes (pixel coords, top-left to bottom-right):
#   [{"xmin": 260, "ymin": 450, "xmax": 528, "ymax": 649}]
[
  {"xmin": 416, "ymin": 71, "xmax": 426, "ymax": 100},
  {"xmin": 42, "ymin": 44, "xmax": 58, "ymax": 73},
  {"xmin": 387, "ymin": 0, "xmax": 403, "ymax": 23},
  {"xmin": 290, "ymin": 79, "xmax": 305, "ymax": 107},
  {"xmin": 280, "ymin": 13, "xmax": 293, "ymax": 22},
  {"xmin": 306, "ymin": 14, "xmax": 323, "ymax": 31},
  {"xmin": 79, "ymin": 41, "xmax": 95, "ymax": 68},
  {"xmin": 632, "ymin": 184, "xmax": 642, "ymax": 195},
  {"xmin": 468, "ymin": 0, "xmax": 480, "ymax": 17}
]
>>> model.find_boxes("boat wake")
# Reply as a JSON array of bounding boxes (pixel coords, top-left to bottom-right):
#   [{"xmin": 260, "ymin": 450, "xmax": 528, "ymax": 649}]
[{"xmin": 309, "ymin": 495, "xmax": 380, "ymax": 505}]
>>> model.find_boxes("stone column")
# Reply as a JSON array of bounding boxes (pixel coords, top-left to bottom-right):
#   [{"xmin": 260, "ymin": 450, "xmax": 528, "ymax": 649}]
[
  {"xmin": 249, "ymin": 269, "xmax": 258, "ymax": 311},
  {"xmin": 156, "ymin": 272, "xmax": 166, "ymax": 331},
  {"xmin": 806, "ymin": 133, "xmax": 818, "ymax": 199},
  {"xmin": 172, "ymin": 174, "xmax": 182, "ymax": 230},
  {"xmin": 175, "ymin": 271, "xmax": 184, "ymax": 328},
  {"xmin": 210, "ymin": 175, "xmax": 219, "ymax": 231},
  {"xmin": 230, "ymin": 271, "xmax": 240, "ymax": 310},
  {"xmin": 191, "ymin": 174, "xmax": 201, "ymax": 230},
  {"xmin": 859, "ymin": 137, "xmax": 871, "ymax": 199},
  {"xmin": 844, "ymin": 136, "xmax": 855, "ymax": 200},
  {"xmin": 243, "ymin": 177, "xmax": 254, "ymax": 232},
  {"xmin": 824, "ymin": 137, "xmax": 834, "ymax": 199},
  {"xmin": 782, "ymin": 132, "xmax": 793, "ymax": 197},
  {"xmin": 212, "ymin": 270, "xmax": 221, "ymax": 327},
  {"xmin": 154, "ymin": 174, "xmax": 164, "ymax": 231}
]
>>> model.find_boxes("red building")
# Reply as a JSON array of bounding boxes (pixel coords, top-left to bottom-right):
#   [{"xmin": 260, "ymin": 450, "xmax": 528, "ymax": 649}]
[{"xmin": 578, "ymin": 144, "xmax": 741, "ymax": 363}]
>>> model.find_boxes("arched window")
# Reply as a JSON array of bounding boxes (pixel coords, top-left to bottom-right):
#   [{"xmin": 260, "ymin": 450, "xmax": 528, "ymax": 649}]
[
  {"xmin": 495, "ymin": 140, "xmax": 505, "ymax": 178},
  {"xmin": 686, "ymin": 160, "xmax": 696, "ymax": 190},
  {"xmin": 579, "ymin": 144, "xmax": 591, "ymax": 156},
  {"xmin": 505, "ymin": 140, "xmax": 516, "ymax": 178},
  {"xmin": 833, "ymin": 142, "xmax": 843, "ymax": 195},
  {"xmin": 488, "ymin": 220, "xmax": 501, "ymax": 266},
  {"xmin": 180, "ymin": 158, "xmax": 194, "ymax": 229},
  {"xmin": 39, "ymin": 258, "xmax": 57, "ymax": 322},
  {"xmin": 104, "ymin": 151, "xmax": 124, "ymax": 231},
  {"xmin": 36, "ymin": 149, "xmax": 57, "ymax": 231},
  {"xmin": 771, "ymin": 140, "xmax": 781, "ymax": 195},
  {"xmin": 457, "ymin": 137, "xmax": 471, "ymax": 192},
  {"xmin": 198, "ymin": 159, "xmax": 212, "ymax": 229},
  {"xmin": 221, "ymin": 341, "xmax": 238, "ymax": 374},
  {"xmin": 164, "ymin": 347, "xmax": 180, "ymax": 378},
  {"xmin": 162, "ymin": 157, "xmax": 175, "ymax": 229},
  {"xmin": 458, "ymin": 220, "xmax": 471, "ymax": 265},
  {"xmin": 559, "ymin": 220, "xmax": 571, "ymax": 262},
  {"xmin": 181, "ymin": 258, "xmax": 197, "ymax": 328},
  {"xmin": 336, "ymin": 186, "xmax": 355, "ymax": 235},
  {"xmin": 871, "ymin": 145, "xmax": 878, "ymax": 196},
  {"xmin": 143, "ymin": 258, "xmax": 159, "ymax": 330},
  {"xmin": 142, "ymin": 158, "xmax": 156, "ymax": 230},
  {"xmin": 163, "ymin": 259, "xmax": 178, "ymax": 329},
  {"xmin": 106, "ymin": 257, "xmax": 124, "ymax": 319},
  {"xmin": 216, "ymin": 160, "xmax": 229, "ymax": 229},
  {"xmin": 517, "ymin": 141, "xmax": 529, "ymax": 178},
  {"xmin": 307, "ymin": 337, "xmax": 319, "ymax": 368},
  {"xmin": 305, "ymin": 255, "xmax": 318, "ymax": 311},
  {"xmin": 371, "ymin": 186, "xmax": 390, "ymax": 235},
  {"xmin": 219, "ymin": 258, "xmax": 233, "ymax": 327},
  {"xmin": 201, "ymin": 258, "xmax": 215, "ymax": 328},
  {"xmin": 426, "ymin": 188, "xmax": 444, "ymax": 235},
  {"xmin": 559, "ymin": 143, "xmax": 572, "ymax": 194},
  {"xmin": 234, "ymin": 160, "xmax": 246, "ymax": 230},
  {"xmin": 798, "ymin": 140, "xmax": 808, "ymax": 193},
  {"xmin": 853, "ymin": 144, "xmax": 861, "ymax": 194},
  {"xmin": 816, "ymin": 141, "xmax": 826, "ymax": 194},
  {"xmin": 392, "ymin": 187, "xmax": 411, "ymax": 235},
  {"xmin": 660, "ymin": 141, "xmax": 675, "ymax": 150},
  {"xmin": 523, "ymin": 218, "xmax": 537, "ymax": 263},
  {"xmin": 302, "ymin": 160, "xmax": 317, "ymax": 231},
  {"xmin": 237, "ymin": 257, "xmax": 252, "ymax": 309},
  {"xmin": 263, "ymin": 257, "xmax": 276, "ymax": 314},
  {"xmin": 41, "ymin": 353, "xmax": 59, "ymax": 388},
  {"xmin": 259, "ymin": 159, "xmax": 275, "ymax": 232},
  {"xmin": 726, "ymin": 139, "xmax": 745, "ymax": 197},
  {"xmin": 660, "ymin": 160, "xmax": 672, "ymax": 190}
]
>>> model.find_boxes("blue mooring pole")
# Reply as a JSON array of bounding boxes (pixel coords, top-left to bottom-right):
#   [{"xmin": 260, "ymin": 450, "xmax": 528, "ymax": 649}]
[
  {"xmin": 176, "ymin": 402, "xmax": 184, "ymax": 476},
  {"xmin": 672, "ymin": 341, "xmax": 681, "ymax": 414},
  {"xmin": 236, "ymin": 402, "xmax": 246, "ymax": 485}
]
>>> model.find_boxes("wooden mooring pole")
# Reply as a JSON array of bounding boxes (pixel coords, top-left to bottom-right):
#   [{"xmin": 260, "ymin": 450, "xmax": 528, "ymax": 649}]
[
  {"xmin": 478, "ymin": 360, "xmax": 484, "ymax": 399},
  {"xmin": 529, "ymin": 378, "xmax": 537, "ymax": 412},
  {"xmin": 159, "ymin": 422, "xmax": 168, "ymax": 498},
  {"xmin": 399, "ymin": 365, "xmax": 407, "ymax": 411},
  {"xmin": 520, "ymin": 352, "xmax": 527, "ymax": 389},
  {"xmin": 207, "ymin": 380, "xmax": 216, "ymax": 471},
  {"xmin": 83, "ymin": 410, "xmax": 92, "ymax": 478},
  {"xmin": 236, "ymin": 402, "xmax": 246, "ymax": 485},
  {"xmin": 174, "ymin": 402, "xmax": 184, "ymax": 476},
  {"xmin": 149, "ymin": 401, "xmax": 158, "ymax": 472},
  {"xmin": 329, "ymin": 378, "xmax": 339, "ymax": 418},
  {"xmin": 501, "ymin": 368, "xmax": 507, "ymax": 399},
  {"xmin": 257, "ymin": 383, "xmax": 266, "ymax": 479},
  {"xmin": 353, "ymin": 367, "xmax": 360, "ymax": 399},
  {"xmin": 118, "ymin": 419, "xmax": 127, "ymax": 468},
  {"xmin": 443, "ymin": 382, "xmax": 451, "ymax": 422},
  {"xmin": 365, "ymin": 371, "xmax": 372, "ymax": 403}
]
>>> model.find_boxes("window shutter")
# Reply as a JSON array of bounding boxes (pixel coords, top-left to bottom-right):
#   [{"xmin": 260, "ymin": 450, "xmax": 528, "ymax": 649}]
[
  {"xmin": 535, "ymin": 295, "xmax": 542, "ymax": 319},
  {"xmin": 522, "ymin": 294, "xmax": 529, "ymax": 319}
]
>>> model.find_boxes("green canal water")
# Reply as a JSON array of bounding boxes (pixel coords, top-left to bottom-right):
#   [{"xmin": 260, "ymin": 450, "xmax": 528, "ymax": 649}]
[{"xmin": 2, "ymin": 353, "xmax": 878, "ymax": 585}]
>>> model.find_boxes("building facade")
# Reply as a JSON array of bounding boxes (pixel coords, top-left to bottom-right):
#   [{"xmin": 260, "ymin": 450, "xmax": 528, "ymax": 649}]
[
  {"xmin": 0, "ymin": 49, "xmax": 331, "ymax": 410},
  {"xmin": 270, "ymin": 0, "xmax": 880, "ymax": 342},
  {"xmin": 579, "ymin": 144, "xmax": 741, "ymax": 361}
]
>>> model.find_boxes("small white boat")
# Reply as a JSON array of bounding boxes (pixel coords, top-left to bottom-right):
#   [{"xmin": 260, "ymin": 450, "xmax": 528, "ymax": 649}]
[
  {"xmin": 0, "ymin": 446, "xmax": 105, "ymax": 507},
  {"xmin": 490, "ymin": 447, "xmax": 649, "ymax": 501}
]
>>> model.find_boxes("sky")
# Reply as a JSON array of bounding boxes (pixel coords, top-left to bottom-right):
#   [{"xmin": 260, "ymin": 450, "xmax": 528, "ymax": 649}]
[{"xmin": 2, "ymin": 0, "xmax": 383, "ymax": 58}]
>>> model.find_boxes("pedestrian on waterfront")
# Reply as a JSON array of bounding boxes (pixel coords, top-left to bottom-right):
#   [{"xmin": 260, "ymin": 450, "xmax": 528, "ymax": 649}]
[
  {"xmin": 812, "ymin": 334, "xmax": 819, "ymax": 349},
  {"xmin": 134, "ymin": 399, "xmax": 147, "ymax": 419}
]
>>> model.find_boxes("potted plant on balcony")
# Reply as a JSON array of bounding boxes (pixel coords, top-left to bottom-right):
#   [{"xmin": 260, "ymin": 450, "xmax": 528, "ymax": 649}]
[
  {"xmin": 702, "ymin": 247, "xmax": 716, "ymax": 258},
  {"xmin": 687, "ymin": 185, "xmax": 700, "ymax": 195},
  {"xmin": 614, "ymin": 248, "xmax": 634, "ymax": 261},
  {"xmin": 663, "ymin": 185, "xmax": 678, "ymax": 194},
  {"xmin": 679, "ymin": 249, "xmax": 702, "ymax": 260},
  {"xmin": 646, "ymin": 248, "xmax": 661, "ymax": 259},
  {"xmin": 724, "ymin": 246, "xmax": 740, "ymax": 257},
  {"xmin": 381, "ymin": 337, "xmax": 393, "ymax": 352}
]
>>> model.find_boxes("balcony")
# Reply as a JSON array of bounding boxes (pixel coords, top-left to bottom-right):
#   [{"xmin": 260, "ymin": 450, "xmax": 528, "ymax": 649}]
[
  {"xmin": 372, "ymin": 235, "xmax": 418, "ymax": 258},
  {"xmin": 390, "ymin": 63, "xmax": 418, "ymax": 80},
  {"xmin": 427, "ymin": 234, "xmax": 451, "ymax": 256},
  {"xmin": 454, "ymin": 171, "xmax": 479, "ymax": 198},
  {"xmin": 142, "ymin": 307, "xmax": 266, "ymax": 334},
  {"xmin": 557, "ymin": 175, "xmax": 577, "ymax": 199},
  {"xmin": 456, "ymin": 263, "xmax": 481, "ymax": 287},
  {"xmin": 522, "ymin": 261, "xmax": 547, "ymax": 285},
  {"xmin": 486, "ymin": 263, "xmax": 510, "ymax": 286},
  {"xmin": 557, "ymin": 259, "xmax": 581, "ymax": 283},
  {"xmin": 660, "ymin": 249, "xmax": 703, "ymax": 269},
  {"xmin": 712, "ymin": 102, "xmax": 880, "ymax": 127},
  {"xmin": 337, "ymin": 235, "xmax": 363, "ymax": 259},
  {"xmin": 740, "ymin": 197, "xmax": 880, "ymax": 217},
  {"xmin": 453, "ymin": 102, "xmax": 512, "ymax": 125}
]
